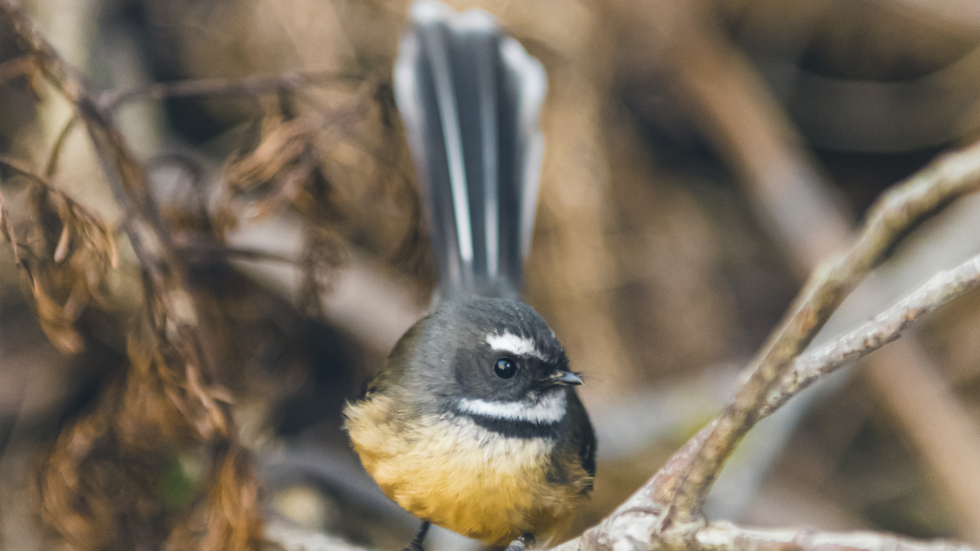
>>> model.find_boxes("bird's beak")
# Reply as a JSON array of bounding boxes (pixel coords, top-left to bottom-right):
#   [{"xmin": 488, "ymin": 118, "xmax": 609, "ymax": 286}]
[{"xmin": 542, "ymin": 370, "xmax": 583, "ymax": 386}]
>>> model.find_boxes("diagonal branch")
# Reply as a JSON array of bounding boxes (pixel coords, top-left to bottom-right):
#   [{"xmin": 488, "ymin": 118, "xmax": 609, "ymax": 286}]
[
  {"xmin": 763, "ymin": 252, "xmax": 980, "ymax": 416},
  {"xmin": 551, "ymin": 139, "xmax": 980, "ymax": 551},
  {"xmin": 666, "ymin": 139, "xmax": 980, "ymax": 519}
]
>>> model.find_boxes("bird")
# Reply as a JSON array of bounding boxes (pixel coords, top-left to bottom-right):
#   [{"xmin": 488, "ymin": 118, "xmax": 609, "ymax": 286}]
[{"xmin": 343, "ymin": 3, "xmax": 596, "ymax": 551}]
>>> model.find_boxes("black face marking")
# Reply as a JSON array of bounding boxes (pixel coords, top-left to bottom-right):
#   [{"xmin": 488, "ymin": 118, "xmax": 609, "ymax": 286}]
[
  {"xmin": 425, "ymin": 297, "xmax": 569, "ymax": 404},
  {"xmin": 401, "ymin": 296, "xmax": 578, "ymax": 425},
  {"xmin": 466, "ymin": 414, "xmax": 562, "ymax": 438}
]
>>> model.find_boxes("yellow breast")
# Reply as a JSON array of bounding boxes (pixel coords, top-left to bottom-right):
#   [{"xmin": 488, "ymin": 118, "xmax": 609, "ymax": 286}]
[{"xmin": 344, "ymin": 395, "xmax": 589, "ymax": 546}]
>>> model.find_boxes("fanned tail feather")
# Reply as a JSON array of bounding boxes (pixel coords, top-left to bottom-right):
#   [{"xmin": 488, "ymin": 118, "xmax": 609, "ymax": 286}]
[{"xmin": 394, "ymin": 1, "xmax": 546, "ymax": 301}]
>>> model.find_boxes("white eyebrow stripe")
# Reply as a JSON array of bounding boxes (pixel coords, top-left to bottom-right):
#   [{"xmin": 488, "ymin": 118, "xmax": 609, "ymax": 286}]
[
  {"xmin": 457, "ymin": 392, "xmax": 567, "ymax": 424},
  {"xmin": 486, "ymin": 331, "xmax": 544, "ymax": 359}
]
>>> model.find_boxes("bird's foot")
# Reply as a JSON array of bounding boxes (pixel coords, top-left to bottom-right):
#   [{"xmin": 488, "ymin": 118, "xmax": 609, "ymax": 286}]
[
  {"xmin": 403, "ymin": 521, "xmax": 430, "ymax": 551},
  {"xmin": 505, "ymin": 534, "xmax": 535, "ymax": 551}
]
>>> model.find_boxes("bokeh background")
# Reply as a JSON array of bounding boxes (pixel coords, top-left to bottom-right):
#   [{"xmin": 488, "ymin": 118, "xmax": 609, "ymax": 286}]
[{"xmin": 2, "ymin": 0, "xmax": 980, "ymax": 549}]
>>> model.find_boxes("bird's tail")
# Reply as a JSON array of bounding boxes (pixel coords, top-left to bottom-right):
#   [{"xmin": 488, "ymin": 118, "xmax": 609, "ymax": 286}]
[{"xmin": 394, "ymin": 1, "xmax": 547, "ymax": 301}]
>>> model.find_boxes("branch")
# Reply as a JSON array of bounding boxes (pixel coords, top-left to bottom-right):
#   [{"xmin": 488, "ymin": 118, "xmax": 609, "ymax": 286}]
[
  {"xmin": 627, "ymin": 0, "xmax": 980, "ymax": 535},
  {"xmin": 694, "ymin": 522, "xmax": 977, "ymax": 551},
  {"xmin": 550, "ymin": 138, "xmax": 980, "ymax": 551},
  {"xmin": 666, "ymin": 139, "xmax": 980, "ymax": 518},
  {"xmin": 554, "ymin": 425, "xmax": 980, "ymax": 551},
  {"xmin": 763, "ymin": 252, "xmax": 980, "ymax": 416}
]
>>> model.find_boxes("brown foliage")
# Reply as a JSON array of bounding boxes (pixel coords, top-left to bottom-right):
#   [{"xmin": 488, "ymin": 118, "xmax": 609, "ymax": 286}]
[
  {"xmin": 35, "ymin": 335, "xmax": 261, "ymax": 551},
  {"xmin": 0, "ymin": 2, "xmax": 418, "ymax": 547},
  {"xmin": 0, "ymin": 176, "xmax": 118, "ymax": 354}
]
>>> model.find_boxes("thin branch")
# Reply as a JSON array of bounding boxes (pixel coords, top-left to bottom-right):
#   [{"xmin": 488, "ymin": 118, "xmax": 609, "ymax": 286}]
[
  {"xmin": 763, "ymin": 253, "xmax": 980, "ymax": 416},
  {"xmin": 99, "ymin": 70, "xmax": 366, "ymax": 110},
  {"xmin": 0, "ymin": 152, "xmax": 49, "ymax": 184},
  {"xmin": 44, "ymin": 115, "xmax": 78, "ymax": 178},
  {"xmin": 694, "ymin": 522, "xmax": 977, "ymax": 551},
  {"xmin": 666, "ymin": 139, "xmax": 980, "ymax": 518},
  {"xmin": 552, "ymin": 139, "xmax": 980, "ymax": 550},
  {"xmin": 0, "ymin": 175, "xmax": 18, "ymax": 260}
]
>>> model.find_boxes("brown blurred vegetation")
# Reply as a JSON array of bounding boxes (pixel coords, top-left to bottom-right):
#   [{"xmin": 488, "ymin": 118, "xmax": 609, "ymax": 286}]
[{"xmin": 2, "ymin": 0, "xmax": 980, "ymax": 549}]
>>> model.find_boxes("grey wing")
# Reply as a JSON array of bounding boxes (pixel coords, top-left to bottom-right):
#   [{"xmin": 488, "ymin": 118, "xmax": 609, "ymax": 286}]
[{"xmin": 568, "ymin": 390, "xmax": 597, "ymax": 490}]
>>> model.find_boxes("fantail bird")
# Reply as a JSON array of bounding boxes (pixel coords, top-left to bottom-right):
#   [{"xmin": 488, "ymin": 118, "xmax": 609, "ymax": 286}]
[{"xmin": 343, "ymin": 3, "xmax": 596, "ymax": 551}]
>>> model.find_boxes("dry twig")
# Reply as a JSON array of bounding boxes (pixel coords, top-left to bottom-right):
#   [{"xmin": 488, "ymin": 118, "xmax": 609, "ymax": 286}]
[{"xmin": 765, "ymin": 252, "xmax": 980, "ymax": 415}]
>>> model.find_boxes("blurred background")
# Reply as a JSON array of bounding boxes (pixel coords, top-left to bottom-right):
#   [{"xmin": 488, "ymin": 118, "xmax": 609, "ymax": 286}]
[{"xmin": 3, "ymin": 0, "xmax": 980, "ymax": 549}]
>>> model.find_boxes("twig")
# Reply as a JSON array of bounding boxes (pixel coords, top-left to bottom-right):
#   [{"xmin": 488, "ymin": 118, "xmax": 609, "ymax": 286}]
[
  {"xmin": 44, "ymin": 115, "xmax": 78, "ymax": 178},
  {"xmin": 764, "ymin": 252, "xmax": 980, "ymax": 416},
  {"xmin": 694, "ymin": 522, "xmax": 977, "ymax": 551},
  {"xmin": 99, "ymin": 70, "xmax": 365, "ymax": 110},
  {"xmin": 0, "ymin": 152, "xmax": 49, "ymax": 184},
  {"xmin": 0, "ymin": 174, "xmax": 18, "ymax": 260},
  {"xmin": 555, "ymin": 414, "xmax": 980, "ymax": 551}
]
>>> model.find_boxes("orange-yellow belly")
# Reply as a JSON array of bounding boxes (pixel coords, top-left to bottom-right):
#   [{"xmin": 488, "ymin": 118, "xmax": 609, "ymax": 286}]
[{"xmin": 344, "ymin": 395, "xmax": 587, "ymax": 546}]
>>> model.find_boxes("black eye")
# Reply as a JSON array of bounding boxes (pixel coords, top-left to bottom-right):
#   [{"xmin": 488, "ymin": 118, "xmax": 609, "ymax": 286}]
[{"xmin": 493, "ymin": 358, "xmax": 517, "ymax": 379}]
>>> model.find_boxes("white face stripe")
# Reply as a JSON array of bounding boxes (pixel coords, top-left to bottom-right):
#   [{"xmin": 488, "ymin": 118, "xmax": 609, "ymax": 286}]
[
  {"xmin": 457, "ymin": 391, "xmax": 567, "ymax": 425},
  {"xmin": 486, "ymin": 331, "xmax": 544, "ymax": 360}
]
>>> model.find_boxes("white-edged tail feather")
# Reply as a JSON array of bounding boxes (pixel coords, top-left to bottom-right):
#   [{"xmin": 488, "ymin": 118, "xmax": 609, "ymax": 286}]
[{"xmin": 394, "ymin": 1, "xmax": 547, "ymax": 300}]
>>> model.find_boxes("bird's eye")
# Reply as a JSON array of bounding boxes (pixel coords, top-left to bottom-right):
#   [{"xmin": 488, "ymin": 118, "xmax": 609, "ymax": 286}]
[{"xmin": 493, "ymin": 358, "xmax": 517, "ymax": 379}]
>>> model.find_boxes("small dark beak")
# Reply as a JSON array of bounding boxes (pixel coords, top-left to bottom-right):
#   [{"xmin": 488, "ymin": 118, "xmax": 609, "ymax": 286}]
[{"xmin": 541, "ymin": 370, "xmax": 583, "ymax": 387}]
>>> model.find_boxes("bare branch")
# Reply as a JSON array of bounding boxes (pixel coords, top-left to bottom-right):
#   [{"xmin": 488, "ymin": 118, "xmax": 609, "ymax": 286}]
[
  {"xmin": 550, "ymin": 139, "xmax": 980, "ymax": 551},
  {"xmin": 667, "ymin": 139, "xmax": 980, "ymax": 518},
  {"xmin": 0, "ymin": 152, "xmax": 49, "ymax": 184},
  {"xmin": 763, "ymin": 253, "xmax": 980, "ymax": 416},
  {"xmin": 553, "ymin": 421, "xmax": 980, "ymax": 551},
  {"xmin": 631, "ymin": 0, "xmax": 980, "ymax": 534},
  {"xmin": 44, "ymin": 115, "xmax": 79, "ymax": 178},
  {"xmin": 694, "ymin": 522, "xmax": 977, "ymax": 551},
  {"xmin": 0, "ymin": 176, "xmax": 18, "ymax": 260}
]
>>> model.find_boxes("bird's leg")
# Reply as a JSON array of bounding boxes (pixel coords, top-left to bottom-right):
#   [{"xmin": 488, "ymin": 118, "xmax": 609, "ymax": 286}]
[
  {"xmin": 403, "ymin": 521, "xmax": 431, "ymax": 551},
  {"xmin": 504, "ymin": 533, "xmax": 535, "ymax": 551}
]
